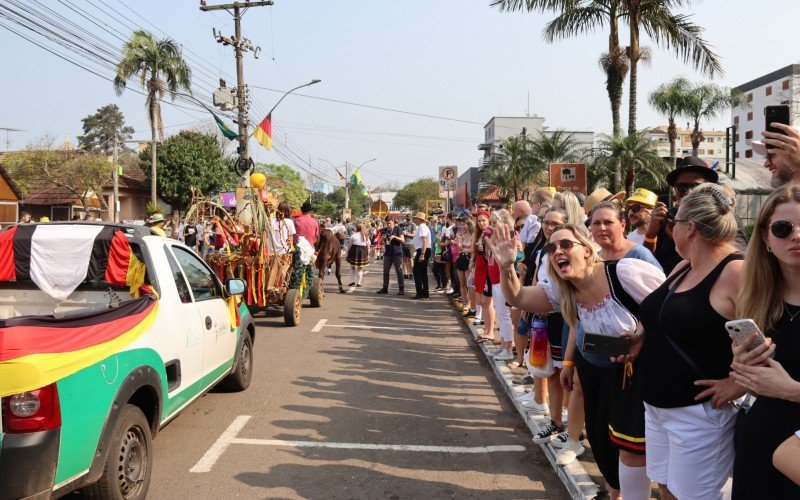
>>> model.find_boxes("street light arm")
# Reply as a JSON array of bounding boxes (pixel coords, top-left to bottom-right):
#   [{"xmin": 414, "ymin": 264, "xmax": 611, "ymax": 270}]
[{"xmin": 267, "ymin": 79, "xmax": 321, "ymax": 116}]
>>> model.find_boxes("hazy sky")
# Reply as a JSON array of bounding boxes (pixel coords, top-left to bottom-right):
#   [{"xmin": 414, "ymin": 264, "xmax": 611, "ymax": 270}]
[{"xmin": 2, "ymin": 0, "xmax": 799, "ymax": 189}]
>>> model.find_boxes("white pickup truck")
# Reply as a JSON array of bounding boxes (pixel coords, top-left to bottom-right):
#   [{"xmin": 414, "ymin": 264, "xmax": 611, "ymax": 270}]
[{"xmin": 0, "ymin": 222, "xmax": 255, "ymax": 499}]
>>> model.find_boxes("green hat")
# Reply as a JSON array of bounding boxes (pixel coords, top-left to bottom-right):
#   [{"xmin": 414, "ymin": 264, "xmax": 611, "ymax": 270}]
[{"xmin": 151, "ymin": 213, "xmax": 165, "ymax": 223}]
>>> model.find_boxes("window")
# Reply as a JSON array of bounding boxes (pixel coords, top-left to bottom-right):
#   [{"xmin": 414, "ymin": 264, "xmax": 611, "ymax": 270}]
[
  {"xmin": 172, "ymin": 247, "xmax": 221, "ymax": 301},
  {"xmin": 747, "ymin": 93, "xmax": 753, "ymax": 102},
  {"xmin": 745, "ymin": 149, "xmax": 753, "ymax": 158},
  {"xmin": 747, "ymin": 111, "xmax": 754, "ymax": 121},
  {"xmin": 745, "ymin": 130, "xmax": 753, "ymax": 139},
  {"xmin": 164, "ymin": 247, "xmax": 191, "ymax": 304},
  {"xmin": 698, "ymin": 149, "xmax": 705, "ymax": 154},
  {"xmin": 735, "ymin": 152, "xmax": 740, "ymax": 159},
  {"xmin": 734, "ymin": 116, "xmax": 740, "ymax": 125},
  {"xmin": 784, "ymin": 80, "xmax": 791, "ymax": 90},
  {"xmin": 767, "ymin": 86, "xmax": 773, "ymax": 96},
  {"xmin": 735, "ymin": 134, "xmax": 740, "ymax": 142}
]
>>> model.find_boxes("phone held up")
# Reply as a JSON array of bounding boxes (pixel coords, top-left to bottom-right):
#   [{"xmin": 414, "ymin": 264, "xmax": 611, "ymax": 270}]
[
  {"xmin": 765, "ymin": 105, "xmax": 791, "ymax": 149},
  {"xmin": 725, "ymin": 319, "xmax": 775, "ymax": 358},
  {"xmin": 582, "ymin": 333, "xmax": 631, "ymax": 358}
]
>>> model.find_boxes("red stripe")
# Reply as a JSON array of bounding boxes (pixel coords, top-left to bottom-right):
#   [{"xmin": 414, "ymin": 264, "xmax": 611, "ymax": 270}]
[
  {"xmin": 0, "ymin": 226, "xmax": 17, "ymax": 281},
  {"xmin": 0, "ymin": 303, "xmax": 154, "ymax": 362},
  {"xmin": 104, "ymin": 230, "xmax": 131, "ymax": 285},
  {"xmin": 608, "ymin": 433, "xmax": 647, "ymax": 452}
]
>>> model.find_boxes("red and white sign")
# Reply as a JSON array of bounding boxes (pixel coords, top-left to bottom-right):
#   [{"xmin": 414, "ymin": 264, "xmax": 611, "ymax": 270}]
[{"xmin": 549, "ymin": 163, "xmax": 587, "ymax": 194}]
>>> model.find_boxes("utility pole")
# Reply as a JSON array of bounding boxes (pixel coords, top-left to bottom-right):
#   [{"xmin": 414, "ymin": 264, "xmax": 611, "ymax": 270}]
[
  {"xmin": 344, "ymin": 162, "xmax": 350, "ymax": 210},
  {"xmin": 0, "ymin": 127, "xmax": 23, "ymax": 151},
  {"xmin": 201, "ymin": 1, "xmax": 272, "ymax": 173},
  {"xmin": 112, "ymin": 137, "xmax": 119, "ymax": 223}
]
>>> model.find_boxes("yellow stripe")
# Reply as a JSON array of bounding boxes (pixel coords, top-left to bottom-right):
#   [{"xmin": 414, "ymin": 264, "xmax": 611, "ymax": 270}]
[
  {"xmin": 608, "ymin": 424, "xmax": 646, "ymax": 443},
  {"xmin": 252, "ymin": 128, "xmax": 272, "ymax": 149},
  {"xmin": 126, "ymin": 253, "xmax": 147, "ymax": 297},
  {"xmin": 0, "ymin": 303, "xmax": 158, "ymax": 397}
]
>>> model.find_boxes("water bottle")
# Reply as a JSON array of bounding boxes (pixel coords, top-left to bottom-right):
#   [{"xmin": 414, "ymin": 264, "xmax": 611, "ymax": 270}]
[{"xmin": 529, "ymin": 318, "xmax": 549, "ymax": 367}]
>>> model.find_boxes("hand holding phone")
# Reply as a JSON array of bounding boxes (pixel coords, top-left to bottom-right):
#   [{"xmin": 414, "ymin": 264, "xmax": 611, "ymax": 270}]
[
  {"xmin": 726, "ymin": 319, "xmax": 775, "ymax": 364},
  {"xmin": 765, "ymin": 105, "xmax": 791, "ymax": 148}
]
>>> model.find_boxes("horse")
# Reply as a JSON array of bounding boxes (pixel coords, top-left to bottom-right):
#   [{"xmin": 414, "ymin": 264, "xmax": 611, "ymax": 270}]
[{"xmin": 315, "ymin": 228, "xmax": 345, "ymax": 293}]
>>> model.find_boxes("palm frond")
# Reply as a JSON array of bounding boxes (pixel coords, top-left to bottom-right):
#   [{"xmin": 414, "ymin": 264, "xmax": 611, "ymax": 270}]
[{"xmin": 543, "ymin": 5, "xmax": 607, "ymax": 42}]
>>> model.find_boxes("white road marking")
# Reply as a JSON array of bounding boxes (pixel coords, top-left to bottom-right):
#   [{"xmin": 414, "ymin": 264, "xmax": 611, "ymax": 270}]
[
  {"xmin": 311, "ymin": 319, "xmax": 327, "ymax": 332},
  {"xmin": 323, "ymin": 324, "xmax": 458, "ymax": 332},
  {"xmin": 191, "ymin": 416, "xmax": 526, "ymax": 472},
  {"xmin": 190, "ymin": 415, "xmax": 252, "ymax": 473}
]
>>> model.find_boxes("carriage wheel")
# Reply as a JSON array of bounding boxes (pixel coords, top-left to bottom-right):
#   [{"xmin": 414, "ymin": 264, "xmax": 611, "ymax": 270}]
[
  {"xmin": 309, "ymin": 275, "xmax": 323, "ymax": 307},
  {"xmin": 283, "ymin": 288, "xmax": 302, "ymax": 326}
]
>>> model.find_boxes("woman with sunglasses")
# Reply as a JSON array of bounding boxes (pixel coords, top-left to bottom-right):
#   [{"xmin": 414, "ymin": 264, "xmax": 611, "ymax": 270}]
[
  {"xmin": 489, "ymin": 223, "xmax": 665, "ymax": 500},
  {"xmin": 621, "ymin": 184, "xmax": 744, "ymax": 500},
  {"xmin": 729, "ymin": 184, "xmax": 800, "ymax": 499}
]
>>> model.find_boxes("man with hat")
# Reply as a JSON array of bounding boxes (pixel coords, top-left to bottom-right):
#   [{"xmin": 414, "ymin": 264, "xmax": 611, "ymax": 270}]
[
  {"xmin": 148, "ymin": 213, "xmax": 167, "ymax": 237},
  {"xmin": 644, "ymin": 156, "xmax": 747, "ymax": 274},
  {"xmin": 623, "ymin": 188, "xmax": 657, "ymax": 245},
  {"xmin": 411, "ymin": 211, "xmax": 431, "ymax": 299},
  {"xmin": 293, "ymin": 200, "xmax": 320, "ymax": 247}
]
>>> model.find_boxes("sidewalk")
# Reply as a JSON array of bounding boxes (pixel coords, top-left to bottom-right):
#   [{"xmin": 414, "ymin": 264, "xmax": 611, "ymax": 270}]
[{"xmin": 448, "ymin": 296, "xmax": 602, "ymax": 499}]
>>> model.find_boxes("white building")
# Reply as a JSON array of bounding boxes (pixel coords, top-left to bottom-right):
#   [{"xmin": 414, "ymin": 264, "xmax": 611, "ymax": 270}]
[
  {"xmin": 646, "ymin": 125, "xmax": 726, "ymax": 162},
  {"xmin": 731, "ymin": 64, "xmax": 800, "ymax": 161},
  {"xmin": 479, "ymin": 116, "xmax": 595, "ymax": 156}
]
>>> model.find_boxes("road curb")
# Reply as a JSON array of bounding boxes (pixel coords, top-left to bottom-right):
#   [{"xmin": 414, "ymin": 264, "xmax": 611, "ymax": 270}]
[{"xmin": 450, "ymin": 299, "xmax": 600, "ymax": 500}]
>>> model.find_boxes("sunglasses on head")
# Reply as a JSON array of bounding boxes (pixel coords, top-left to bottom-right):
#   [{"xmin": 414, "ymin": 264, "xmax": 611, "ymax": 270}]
[
  {"xmin": 543, "ymin": 239, "xmax": 584, "ymax": 255},
  {"xmin": 769, "ymin": 220, "xmax": 800, "ymax": 239}
]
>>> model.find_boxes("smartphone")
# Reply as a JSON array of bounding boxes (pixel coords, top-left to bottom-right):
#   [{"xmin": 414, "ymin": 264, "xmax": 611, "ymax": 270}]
[
  {"xmin": 582, "ymin": 333, "xmax": 631, "ymax": 357},
  {"xmin": 725, "ymin": 319, "xmax": 774, "ymax": 357},
  {"xmin": 765, "ymin": 105, "xmax": 791, "ymax": 148}
]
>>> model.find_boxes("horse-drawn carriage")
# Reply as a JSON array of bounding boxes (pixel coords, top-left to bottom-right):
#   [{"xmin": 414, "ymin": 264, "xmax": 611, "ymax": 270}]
[{"xmin": 186, "ymin": 187, "xmax": 323, "ymax": 326}]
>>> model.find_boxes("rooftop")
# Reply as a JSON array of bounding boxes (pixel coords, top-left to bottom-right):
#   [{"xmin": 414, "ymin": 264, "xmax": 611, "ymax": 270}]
[
  {"xmin": 734, "ymin": 64, "xmax": 800, "ymax": 93},
  {"xmin": 717, "ymin": 158, "xmax": 773, "ymax": 194},
  {"xmin": 21, "ymin": 186, "xmax": 102, "ymax": 208}
]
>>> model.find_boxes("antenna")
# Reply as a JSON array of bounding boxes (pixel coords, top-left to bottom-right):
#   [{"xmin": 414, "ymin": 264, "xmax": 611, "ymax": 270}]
[
  {"xmin": 0, "ymin": 127, "xmax": 24, "ymax": 151},
  {"xmin": 527, "ymin": 91, "xmax": 530, "ymax": 117}
]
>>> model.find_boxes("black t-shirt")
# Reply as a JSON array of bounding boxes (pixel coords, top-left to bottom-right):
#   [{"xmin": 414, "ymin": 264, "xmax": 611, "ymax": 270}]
[
  {"xmin": 638, "ymin": 253, "xmax": 742, "ymax": 408},
  {"xmin": 383, "ymin": 226, "xmax": 403, "ymax": 256},
  {"xmin": 654, "ymin": 215, "xmax": 748, "ymax": 276}
]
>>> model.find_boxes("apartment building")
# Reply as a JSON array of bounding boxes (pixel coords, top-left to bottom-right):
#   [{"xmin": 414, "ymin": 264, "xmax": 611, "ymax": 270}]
[
  {"xmin": 731, "ymin": 64, "xmax": 800, "ymax": 160},
  {"xmin": 647, "ymin": 125, "xmax": 727, "ymax": 161}
]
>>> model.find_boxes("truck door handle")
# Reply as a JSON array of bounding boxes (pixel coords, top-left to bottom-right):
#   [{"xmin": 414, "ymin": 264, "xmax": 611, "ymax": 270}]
[{"xmin": 205, "ymin": 316, "xmax": 212, "ymax": 330}]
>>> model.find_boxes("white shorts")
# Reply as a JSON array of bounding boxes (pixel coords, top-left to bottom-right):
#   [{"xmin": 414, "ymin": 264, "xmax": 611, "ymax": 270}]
[{"xmin": 644, "ymin": 401, "xmax": 737, "ymax": 499}]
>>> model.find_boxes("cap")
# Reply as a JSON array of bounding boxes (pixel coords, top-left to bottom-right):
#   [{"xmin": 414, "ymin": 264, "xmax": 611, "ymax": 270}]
[
  {"xmin": 624, "ymin": 188, "xmax": 658, "ymax": 209},
  {"xmin": 666, "ymin": 156, "xmax": 719, "ymax": 186},
  {"xmin": 583, "ymin": 188, "xmax": 625, "ymax": 215}
]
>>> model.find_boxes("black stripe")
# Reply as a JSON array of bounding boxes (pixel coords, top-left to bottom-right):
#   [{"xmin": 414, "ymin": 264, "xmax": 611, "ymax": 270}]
[
  {"xmin": 0, "ymin": 295, "xmax": 154, "ymax": 328},
  {"xmin": 87, "ymin": 226, "xmax": 118, "ymax": 283},
  {"xmin": 12, "ymin": 224, "xmax": 35, "ymax": 280}
]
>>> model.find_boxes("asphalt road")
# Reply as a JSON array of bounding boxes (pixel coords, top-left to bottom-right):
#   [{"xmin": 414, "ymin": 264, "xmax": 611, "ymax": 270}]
[{"xmin": 147, "ymin": 265, "xmax": 569, "ymax": 499}]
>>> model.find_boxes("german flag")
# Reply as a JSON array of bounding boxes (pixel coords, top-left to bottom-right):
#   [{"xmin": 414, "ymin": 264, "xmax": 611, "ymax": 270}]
[
  {"xmin": 252, "ymin": 113, "xmax": 272, "ymax": 150},
  {"xmin": 0, "ymin": 296, "xmax": 158, "ymax": 397}
]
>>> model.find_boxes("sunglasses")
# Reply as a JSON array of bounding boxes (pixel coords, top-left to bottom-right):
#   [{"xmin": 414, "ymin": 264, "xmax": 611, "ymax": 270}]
[
  {"xmin": 542, "ymin": 221, "xmax": 564, "ymax": 229},
  {"xmin": 674, "ymin": 182, "xmax": 702, "ymax": 195},
  {"xmin": 543, "ymin": 239, "xmax": 584, "ymax": 255},
  {"xmin": 627, "ymin": 204, "xmax": 644, "ymax": 213},
  {"xmin": 769, "ymin": 220, "xmax": 800, "ymax": 239},
  {"xmin": 514, "ymin": 225, "xmax": 524, "ymax": 231}
]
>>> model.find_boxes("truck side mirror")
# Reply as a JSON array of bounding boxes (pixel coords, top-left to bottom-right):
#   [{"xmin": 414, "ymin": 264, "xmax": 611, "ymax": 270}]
[{"xmin": 226, "ymin": 278, "xmax": 246, "ymax": 296}]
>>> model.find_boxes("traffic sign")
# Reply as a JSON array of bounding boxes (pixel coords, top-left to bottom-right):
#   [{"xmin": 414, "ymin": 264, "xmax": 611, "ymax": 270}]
[
  {"xmin": 438, "ymin": 166, "xmax": 457, "ymax": 191},
  {"xmin": 549, "ymin": 163, "xmax": 587, "ymax": 194}
]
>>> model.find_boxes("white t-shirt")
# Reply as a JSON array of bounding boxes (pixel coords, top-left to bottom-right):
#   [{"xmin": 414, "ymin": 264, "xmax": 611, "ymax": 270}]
[
  {"xmin": 349, "ymin": 231, "xmax": 369, "ymax": 247},
  {"xmin": 413, "ymin": 222, "xmax": 431, "ymax": 250},
  {"xmin": 271, "ymin": 218, "xmax": 296, "ymax": 255},
  {"xmin": 518, "ymin": 214, "xmax": 541, "ymax": 244},
  {"xmin": 626, "ymin": 230, "xmax": 646, "ymax": 245}
]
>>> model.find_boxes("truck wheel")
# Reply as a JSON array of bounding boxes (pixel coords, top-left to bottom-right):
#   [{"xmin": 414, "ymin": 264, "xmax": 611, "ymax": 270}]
[
  {"xmin": 309, "ymin": 276, "xmax": 323, "ymax": 307},
  {"xmin": 89, "ymin": 405, "xmax": 152, "ymax": 500},
  {"xmin": 283, "ymin": 289, "xmax": 301, "ymax": 326},
  {"xmin": 220, "ymin": 331, "xmax": 253, "ymax": 392}
]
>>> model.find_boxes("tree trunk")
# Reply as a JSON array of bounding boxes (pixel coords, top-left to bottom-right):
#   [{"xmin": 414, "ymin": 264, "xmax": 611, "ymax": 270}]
[
  {"xmin": 608, "ymin": 5, "xmax": 624, "ymax": 192},
  {"xmin": 668, "ymin": 118, "xmax": 678, "ymax": 167},
  {"xmin": 150, "ymin": 125, "xmax": 157, "ymax": 206},
  {"xmin": 624, "ymin": 166, "xmax": 634, "ymax": 200},
  {"xmin": 628, "ymin": 14, "xmax": 640, "ymax": 137}
]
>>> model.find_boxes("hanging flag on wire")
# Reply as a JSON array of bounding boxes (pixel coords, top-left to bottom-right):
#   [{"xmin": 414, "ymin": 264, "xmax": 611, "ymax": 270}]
[
  {"xmin": 212, "ymin": 112, "xmax": 238, "ymax": 140},
  {"xmin": 350, "ymin": 169, "xmax": 362, "ymax": 186},
  {"xmin": 252, "ymin": 113, "xmax": 272, "ymax": 150}
]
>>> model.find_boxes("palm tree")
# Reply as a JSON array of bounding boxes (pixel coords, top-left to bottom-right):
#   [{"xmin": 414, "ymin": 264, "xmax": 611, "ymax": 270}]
[
  {"xmin": 114, "ymin": 30, "xmax": 191, "ymax": 204},
  {"xmin": 594, "ymin": 131, "xmax": 671, "ymax": 196},
  {"xmin": 529, "ymin": 129, "xmax": 581, "ymax": 164},
  {"xmin": 492, "ymin": 0, "xmax": 628, "ymax": 191},
  {"xmin": 648, "ymin": 76, "xmax": 691, "ymax": 166},
  {"xmin": 483, "ymin": 135, "xmax": 543, "ymax": 201},
  {"xmin": 682, "ymin": 82, "xmax": 745, "ymax": 156},
  {"xmin": 624, "ymin": 0, "xmax": 723, "ymax": 135}
]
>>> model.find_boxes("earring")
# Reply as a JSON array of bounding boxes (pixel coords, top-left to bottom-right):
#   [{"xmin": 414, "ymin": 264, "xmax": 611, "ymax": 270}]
[{"xmin": 768, "ymin": 246, "xmax": 772, "ymax": 253}]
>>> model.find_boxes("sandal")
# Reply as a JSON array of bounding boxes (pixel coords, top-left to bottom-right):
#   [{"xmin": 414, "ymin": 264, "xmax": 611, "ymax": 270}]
[
  {"xmin": 507, "ymin": 361, "xmax": 521, "ymax": 370},
  {"xmin": 475, "ymin": 336, "xmax": 493, "ymax": 344}
]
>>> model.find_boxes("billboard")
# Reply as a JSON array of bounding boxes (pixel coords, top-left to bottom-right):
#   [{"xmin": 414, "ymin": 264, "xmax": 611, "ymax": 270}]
[{"xmin": 549, "ymin": 163, "xmax": 587, "ymax": 194}]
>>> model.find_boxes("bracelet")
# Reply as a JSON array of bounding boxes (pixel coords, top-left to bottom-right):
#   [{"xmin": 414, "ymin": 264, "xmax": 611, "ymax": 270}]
[{"xmin": 562, "ymin": 360, "xmax": 575, "ymax": 367}]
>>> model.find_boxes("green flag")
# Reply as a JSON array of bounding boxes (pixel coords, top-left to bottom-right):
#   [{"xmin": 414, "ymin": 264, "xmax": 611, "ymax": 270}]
[{"xmin": 213, "ymin": 112, "xmax": 238, "ymax": 140}]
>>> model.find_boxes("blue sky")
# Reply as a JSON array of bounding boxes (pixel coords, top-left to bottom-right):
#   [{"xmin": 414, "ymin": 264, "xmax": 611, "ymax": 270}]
[{"xmin": 1, "ymin": 0, "xmax": 799, "ymax": 189}]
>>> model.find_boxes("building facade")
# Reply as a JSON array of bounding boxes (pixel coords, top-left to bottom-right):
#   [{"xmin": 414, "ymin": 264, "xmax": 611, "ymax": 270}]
[
  {"xmin": 731, "ymin": 64, "xmax": 800, "ymax": 160},
  {"xmin": 479, "ymin": 116, "xmax": 595, "ymax": 156},
  {"xmin": 646, "ymin": 126, "xmax": 727, "ymax": 161}
]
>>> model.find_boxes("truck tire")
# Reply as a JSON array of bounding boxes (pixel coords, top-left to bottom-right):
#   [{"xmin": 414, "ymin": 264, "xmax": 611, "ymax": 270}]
[
  {"xmin": 283, "ymin": 288, "xmax": 301, "ymax": 326},
  {"xmin": 309, "ymin": 275, "xmax": 323, "ymax": 308},
  {"xmin": 84, "ymin": 404, "xmax": 152, "ymax": 500},
  {"xmin": 220, "ymin": 331, "xmax": 253, "ymax": 392}
]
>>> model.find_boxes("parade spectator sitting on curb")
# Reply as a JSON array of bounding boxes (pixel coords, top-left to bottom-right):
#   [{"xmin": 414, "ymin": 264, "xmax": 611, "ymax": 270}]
[{"xmin": 623, "ymin": 189, "xmax": 657, "ymax": 245}]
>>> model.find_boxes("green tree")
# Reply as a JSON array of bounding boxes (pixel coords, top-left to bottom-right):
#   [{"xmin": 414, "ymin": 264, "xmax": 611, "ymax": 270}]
[
  {"xmin": 311, "ymin": 197, "xmax": 340, "ymax": 220},
  {"xmin": 114, "ymin": 30, "xmax": 192, "ymax": 204},
  {"xmin": 484, "ymin": 135, "xmax": 543, "ymax": 201},
  {"xmin": 253, "ymin": 163, "xmax": 308, "ymax": 211},
  {"xmin": 493, "ymin": 0, "xmax": 629, "ymax": 190},
  {"xmin": 139, "ymin": 131, "xmax": 236, "ymax": 211},
  {"xmin": 624, "ymin": 0, "xmax": 722, "ymax": 136},
  {"xmin": 393, "ymin": 178, "xmax": 440, "ymax": 212},
  {"xmin": 326, "ymin": 186, "xmax": 371, "ymax": 218},
  {"xmin": 683, "ymin": 82, "xmax": 745, "ymax": 156},
  {"xmin": 77, "ymin": 104, "xmax": 135, "ymax": 156},
  {"xmin": 3, "ymin": 136, "xmax": 113, "ymax": 212},
  {"xmin": 593, "ymin": 131, "xmax": 671, "ymax": 196},
  {"xmin": 648, "ymin": 76, "xmax": 691, "ymax": 167}
]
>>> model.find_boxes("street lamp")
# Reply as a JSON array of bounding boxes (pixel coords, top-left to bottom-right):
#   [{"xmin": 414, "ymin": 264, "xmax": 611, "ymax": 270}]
[
  {"xmin": 346, "ymin": 158, "xmax": 376, "ymax": 210},
  {"xmin": 266, "ymin": 79, "xmax": 321, "ymax": 117}
]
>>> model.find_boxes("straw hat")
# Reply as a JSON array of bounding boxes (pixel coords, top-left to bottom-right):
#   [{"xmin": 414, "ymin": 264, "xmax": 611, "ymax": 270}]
[
  {"xmin": 583, "ymin": 188, "xmax": 625, "ymax": 215},
  {"xmin": 412, "ymin": 211, "xmax": 427, "ymax": 221},
  {"xmin": 624, "ymin": 188, "xmax": 658, "ymax": 209}
]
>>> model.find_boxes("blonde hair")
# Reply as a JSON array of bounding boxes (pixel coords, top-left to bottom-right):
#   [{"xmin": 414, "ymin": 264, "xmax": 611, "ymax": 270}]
[
  {"xmin": 678, "ymin": 183, "xmax": 737, "ymax": 244},
  {"xmin": 738, "ymin": 184, "xmax": 800, "ymax": 332},
  {"xmin": 356, "ymin": 222, "xmax": 367, "ymax": 240},
  {"xmin": 532, "ymin": 187, "xmax": 554, "ymax": 205},
  {"xmin": 555, "ymin": 191, "xmax": 587, "ymax": 226},
  {"xmin": 545, "ymin": 224, "xmax": 600, "ymax": 328}
]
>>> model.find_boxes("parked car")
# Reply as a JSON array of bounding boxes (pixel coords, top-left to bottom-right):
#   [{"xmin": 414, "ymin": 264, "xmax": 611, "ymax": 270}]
[{"xmin": 0, "ymin": 223, "xmax": 256, "ymax": 499}]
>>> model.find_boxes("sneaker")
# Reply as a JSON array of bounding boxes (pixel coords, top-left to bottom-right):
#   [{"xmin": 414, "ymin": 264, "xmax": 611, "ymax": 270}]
[
  {"xmin": 348, "ymin": 282, "xmax": 356, "ymax": 287},
  {"xmin": 397, "ymin": 291, "xmax": 404, "ymax": 296},
  {"xmin": 555, "ymin": 439, "xmax": 585, "ymax": 466},
  {"xmin": 521, "ymin": 398, "xmax": 549, "ymax": 415},
  {"xmin": 488, "ymin": 348, "xmax": 504, "ymax": 357},
  {"xmin": 435, "ymin": 289, "xmax": 446, "ymax": 294},
  {"xmin": 463, "ymin": 309, "xmax": 476, "ymax": 318},
  {"xmin": 473, "ymin": 319, "xmax": 484, "ymax": 326},
  {"xmin": 532, "ymin": 420, "xmax": 566, "ymax": 444},
  {"xmin": 512, "ymin": 375, "xmax": 535, "ymax": 386},
  {"xmin": 551, "ymin": 432, "xmax": 585, "ymax": 449},
  {"xmin": 515, "ymin": 391, "xmax": 535, "ymax": 402},
  {"xmin": 493, "ymin": 349, "xmax": 514, "ymax": 361},
  {"xmin": 445, "ymin": 286, "xmax": 454, "ymax": 294}
]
